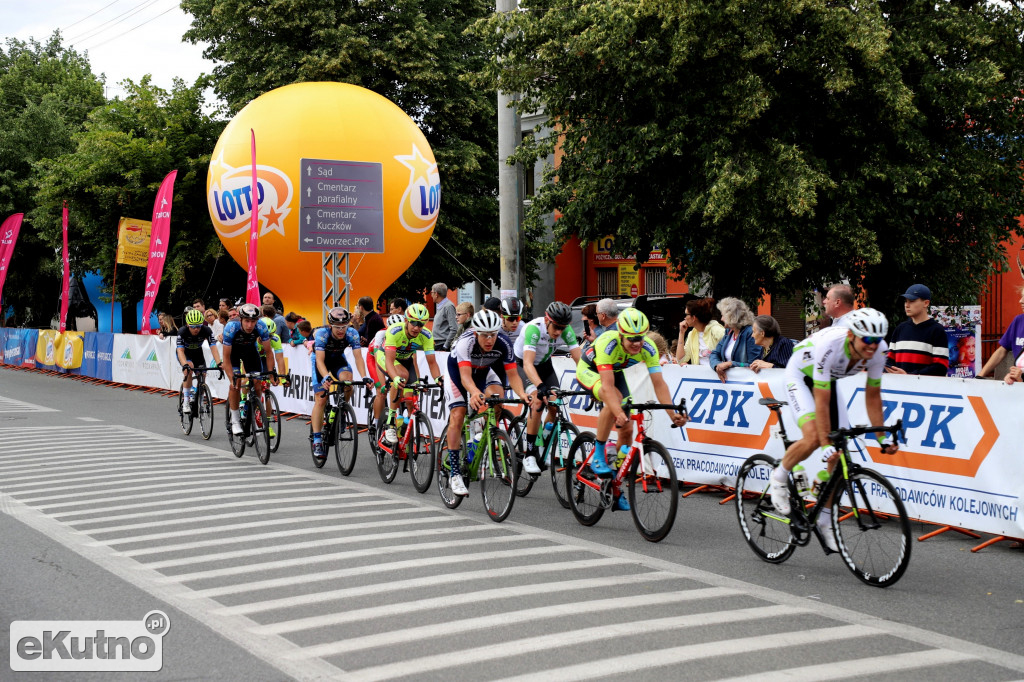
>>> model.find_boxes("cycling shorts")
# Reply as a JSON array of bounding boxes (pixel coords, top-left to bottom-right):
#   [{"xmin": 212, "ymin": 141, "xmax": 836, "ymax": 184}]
[
  {"xmin": 312, "ymin": 355, "xmax": 355, "ymax": 394},
  {"xmin": 375, "ymin": 354, "xmax": 419, "ymax": 386},
  {"xmin": 230, "ymin": 347, "xmax": 264, "ymax": 376},
  {"xmin": 575, "ymin": 363, "xmax": 630, "ymax": 406},
  {"xmin": 516, "ymin": 358, "xmax": 557, "ymax": 394},
  {"xmin": 784, "ymin": 374, "xmax": 842, "ymax": 429},
  {"xmin": 179, "ymin": 348, "xmax": 207, "ymax": 369},
  {"xmin": 445, "ymin": 358, "xmax": 502, "ymax": 410}
]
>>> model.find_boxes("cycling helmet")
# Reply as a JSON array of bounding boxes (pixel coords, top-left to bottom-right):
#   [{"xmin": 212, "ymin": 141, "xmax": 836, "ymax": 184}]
[
  {"xmin": 616, "ymin": 307, "xmax": 649, "ymax": 336},
  {"xmin": 406, "ymin": 303, "xmax": 430, "ymax": 322},
  {"xmin": 501, "ymin": 297, "xmax": 523, "ymax": 317},
  {"xmin": 185, "ymin": 309, "xmax": 204, "ymax": 326},
  {"xmin": 545, "ymin": 301, "xmax": 572, "ymax": 326},
  {"xmin": 844, "ymin": 308, "xmax": 888, "ymax": 339},
  {"xmin": 387, "ymin": 314, "xmax": 405, "ymax": 326},
  {"xmin": 262, "ymin": 318, "xmax": 277, "ymax": 335},
  {"xmin": 327, "ymin": 306, "xmax": 350, "ymax": 325},
  {"xmin": 238, "ymin": 303, "xmax": 260, "ymax": 320},
  {"xmin": 471, "ymin": 309, "xmax": 502, "ymax": 333}
]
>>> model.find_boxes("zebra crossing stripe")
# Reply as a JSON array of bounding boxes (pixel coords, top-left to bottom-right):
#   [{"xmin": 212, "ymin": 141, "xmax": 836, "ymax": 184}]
[{"xmin": 716, "ymin": 648, "xmax": 976, "ymax": 682}]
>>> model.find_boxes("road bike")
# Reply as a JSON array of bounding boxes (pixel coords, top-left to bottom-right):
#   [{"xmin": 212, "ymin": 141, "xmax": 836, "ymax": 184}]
[
  {"xmin": 373, "ymin": 378, "xmax": 442, "ymax": 492},
  {"xmin": 254, "ymin": 374, "xmax": 283, "ymax": 453},
  {"xmin": 436, "ymin": 396, "xmax": 527, "ymax": 522},
  {"xmin": 566, "ymin": 398, "xmax": 686, "ymax": 542},
  {"xmin": 735, "ymin": 397, "xmax": 911, "ymax": 587},
  {"xmin": 177, "ymin": 364, "xmax": 221, "ymax": 440},
  {"xmin": 224, "ymin": 369, "xmax": 277, "ymax": 465},
  {"xmin": 507, "ymin": 388, "xmax": 592, "ymax": 505},
  {"xmin": 308, "ymin": 378, "xmax": 370, "ymax": 475}
]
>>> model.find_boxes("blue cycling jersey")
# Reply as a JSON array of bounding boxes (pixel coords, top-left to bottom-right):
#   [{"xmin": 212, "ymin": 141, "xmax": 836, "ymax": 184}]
[
  {"xmin": 221, "ymin": 319, "xmax": 271, "ymax": 349},
  {"xmin": 313, "ymin": 325, "xmax": 362, "ymax": 361}
]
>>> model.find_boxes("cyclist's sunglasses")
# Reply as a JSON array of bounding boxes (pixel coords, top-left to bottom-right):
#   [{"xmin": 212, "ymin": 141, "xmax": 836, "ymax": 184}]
[
  {"xmin": 623, "ymin": 334, "xmax": 645, "ymax": 343},
  {"xmin": 330, "ymin": 324, "xmax": 348, "ymax": 331},
  {"xmin": 550, "ymin": 323, "xmax": 567, "ymax": 331},
  {"xmin": 503, "ymin": 315, "xmax": 520, "ymax": 322},
  {"xmin": 188, "ymin": 324, "xmax": 203, "ymax": 330},
  {"xmin": 861, "ymin": 336, "xmax": 883, "ymax": 345},
  {"xmin": 408, "ymin": 320, "xmax": 425, "ymax": 328},
  {"xmin": 478, "ymin": 331, "xmax": 498, "ymax": 339}
]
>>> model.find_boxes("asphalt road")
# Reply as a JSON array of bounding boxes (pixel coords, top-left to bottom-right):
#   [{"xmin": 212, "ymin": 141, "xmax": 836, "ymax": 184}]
[{"xmin": 1, "ymin": 366, "xmax": 1021, "ymax": 681}]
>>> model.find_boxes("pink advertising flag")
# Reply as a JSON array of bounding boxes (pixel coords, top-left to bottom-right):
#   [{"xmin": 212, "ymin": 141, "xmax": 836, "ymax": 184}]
[
  {"xmin": 140, "ymin": 170, "xmax": 178, "ymax": 334},
  {"xmin": 245, "ymin": 129, "xmax": 261, "ymax": 306},
  {"xmin": 0, "ymin": 212, "xmax": 25, "ymax": 306},
  {"xmin": 59, "ymin": 203, "xmax": 70, "ymax": 333}
]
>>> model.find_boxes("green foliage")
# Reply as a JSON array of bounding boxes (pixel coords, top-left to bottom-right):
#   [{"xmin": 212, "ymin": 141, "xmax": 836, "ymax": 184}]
[
  {"xmin": 475, "ymin": 0, "xmax": 1024, "ymax": 316},
  {"xmin": 182, "ymin": 0, "xmax": 521, "ymax": 298}
]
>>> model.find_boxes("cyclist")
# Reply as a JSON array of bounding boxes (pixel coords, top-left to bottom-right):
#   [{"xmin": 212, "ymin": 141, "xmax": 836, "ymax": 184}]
[
  {"xmin": 514, "ymin": 301, "xmax": 583, "ymax": 474},
  {"xmin": 575, "ymin": 308, "xmax": 688, "ymax": 510},
  {"xmin": 311, "ymin": 307, "xmax": 370, "ymax": 461},
  {"xmin": 257, "ymin": 315, "xmax": 288, "ymax": 439},
  {"xmin": 380, "ymin": 303, "xmax": 443, "ymax": 444},
  {"xmin": 176, "ymin": 308, "xmax": 222, "ymax": 413},
  {"xmin": 366, "ymin": 313, "xmax": 405, "ymax": 431},
  {"xmin": 445, "ymin": 309, "xmax": 531, "ymax": 496},
  {"xmin": 769, "ymin": 308, "xmax": 899, "ymax": 551},
  {"xmin": 221, "ymin": 303, "xmax": 279, "ymax": 435},
  {"xmin": 500, "ymin": 297, "xmax": 526, "ymax": 344}
]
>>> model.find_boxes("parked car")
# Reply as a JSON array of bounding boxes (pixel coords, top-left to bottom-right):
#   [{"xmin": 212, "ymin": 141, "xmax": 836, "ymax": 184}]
[{"xmin": 568, "ymin": 293, "xmax": 697, "ymax": 345}]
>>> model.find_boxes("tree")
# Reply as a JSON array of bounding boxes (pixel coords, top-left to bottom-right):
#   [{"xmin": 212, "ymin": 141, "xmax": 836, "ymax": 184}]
[
  {"xmin": 0, "ymin": 33, "xmax": 105, "ymax": 325},
  {"xmin": 181, "ymin": 0, "xmax": 544, "ymax": 300},
  {"xmin": 29, "ymin": 76, "xmax": 240, "ymax": 323},
  {"xmin": 476, "ymin": 0, "xmax": 1024, "ymax": 317}
]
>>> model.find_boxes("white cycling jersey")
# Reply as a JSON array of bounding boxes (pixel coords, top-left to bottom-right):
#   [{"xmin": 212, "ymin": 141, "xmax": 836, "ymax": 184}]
[{"xmin": 514, "ymin": 317, "xmax": 580, "ymax": 364}]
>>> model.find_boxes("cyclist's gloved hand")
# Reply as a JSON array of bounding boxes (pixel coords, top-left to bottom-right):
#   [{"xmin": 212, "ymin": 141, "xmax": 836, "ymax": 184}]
[
  {"xmin": 435, "ymin": 375, "xmax": 444, "ymax": 385},
  {"xmin": 363, "ymin": 377, "xmax": 374, "ymax": 386},
  {"xmin": 396, "ymin": 376, "xmax": 407, "ymax": 387},
  {"xmin": 321, "ymin": 377, "xmax": 333, "ymax": 391},
  {"xmin": 819, "ymin": 444, "xmax": 837, "ymax": 462}
]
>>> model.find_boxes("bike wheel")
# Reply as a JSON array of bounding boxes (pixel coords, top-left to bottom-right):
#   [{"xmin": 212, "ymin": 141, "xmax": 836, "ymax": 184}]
[
  {"xmin": 409, "ymin": 412, "xmax": 436, "ymax": 493},
  {"xmin": 735, "ymin": 454, "xmax": 795, "ymax": 564},
  {"xmin": 627, "ymin": 439, "xmax": 679, "ymax": 543},
  {"xmin": 550, "ymin": 421, "xmax": 580, "ymax": 509},
  {"xmin": 481, "ymin": 430, "xmax": 516, "ymax": 522},
  {"xmin": 226, "ymin": 402, "xmax": 245, "ymax": 458},
  {"xmin": 507, "ymin": 416, "xmax": 535, "ymax": 498},
  {"xmin": 178, "ymin": 388, "xmax": 193, "ymax": 435},
  {"xmin": 334, "ymin": 403, "xmax": 358, "ymax": 476},
  {"xmin": 198, "ymin": 384, "xmax": 214, "ymax": 440},
  {"xmin": 565, "ymin": 432, "xmax": 605, "ymax": 527},
  {"xmin": 266, "ymin": 390, "xmax": 282, "ymax": 453},
  {"xmin": 435, "ymin": 425, "xmax": 464, "ymax": 509},
  {"xmin": 375, "ymin": 418, "xmax": 399, "ymax": 484},
  {"xmin": 831, "ymin": 468, "xmax": 912, "ymax": 587},
  {"xmin": 251, "ymin": 399, "xmax": 271, "ymax": 465}
]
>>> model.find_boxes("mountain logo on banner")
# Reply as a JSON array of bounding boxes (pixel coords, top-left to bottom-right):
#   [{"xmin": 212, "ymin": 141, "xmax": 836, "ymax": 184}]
[
  {"xmin": 145, "ymin": 350, "xmax": 159, "ymax": 362},
  {"xmin": 120, "ymin": 348, "xmax": 132, "ymax": 360}
]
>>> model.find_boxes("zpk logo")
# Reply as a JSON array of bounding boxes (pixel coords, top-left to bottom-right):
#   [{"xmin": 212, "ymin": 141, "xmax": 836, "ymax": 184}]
[{"xmin": 671, "ymin": 378, "xmax": 776, "ymax": 449}]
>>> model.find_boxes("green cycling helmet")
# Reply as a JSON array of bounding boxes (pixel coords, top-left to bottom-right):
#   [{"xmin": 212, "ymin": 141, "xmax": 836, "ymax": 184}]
[
  {"xmin": 185, "ymin": 309, "xmax": 204, "ymax": 326},
  {"xmin": 406, "ymin": 303, "xmax": 430, "ymax": 322},
  {"xmin": 261, "ymin": 317, "xmax": 277, "ymax": 334},
  {"xmin": 616, "ymin": 307, "xmax": 649, "ymax": 336}
]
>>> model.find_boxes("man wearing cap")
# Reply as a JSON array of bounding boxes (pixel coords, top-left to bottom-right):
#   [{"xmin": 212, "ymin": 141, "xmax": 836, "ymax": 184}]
[{"xmin": 885, "ymin": 284, "xmax": 950, "ymax": 376}]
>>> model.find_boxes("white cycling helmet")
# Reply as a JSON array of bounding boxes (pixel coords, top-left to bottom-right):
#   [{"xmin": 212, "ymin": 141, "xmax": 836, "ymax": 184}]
[
  {"xmin": 844, "ymin": 308, "xmax": 888, "ymax": 339},
  {"xmin": 471, "ymin": 309, "xmax": 502, "ymax": 333},
  {"xmin": 387, "ymin": 314, "xmax": 405, "ymax": 327}
]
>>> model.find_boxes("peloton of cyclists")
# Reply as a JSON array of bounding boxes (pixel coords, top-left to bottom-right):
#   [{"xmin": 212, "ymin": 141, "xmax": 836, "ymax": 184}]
[{"xmin": 176, "ymin": 308, "xmax": 222, "ymax": 413}]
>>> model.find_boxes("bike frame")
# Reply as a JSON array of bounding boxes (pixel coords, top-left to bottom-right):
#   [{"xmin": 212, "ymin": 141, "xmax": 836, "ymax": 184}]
[{"xmin": 376, "ymin": 381, "xmax": 438, "ymax": 459}]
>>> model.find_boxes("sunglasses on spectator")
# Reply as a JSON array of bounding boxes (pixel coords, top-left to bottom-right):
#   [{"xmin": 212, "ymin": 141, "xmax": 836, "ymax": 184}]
[
  {"xmin": 623, "ymin": 334, "xmax": 645, "ymax": 343},
  {"xmin": 861, "ymin": 336, "xmax": 883, "ymax": 345},
  {"xmin": 408, "ymin": 321, "xmax": 425, "ymax": 328}
]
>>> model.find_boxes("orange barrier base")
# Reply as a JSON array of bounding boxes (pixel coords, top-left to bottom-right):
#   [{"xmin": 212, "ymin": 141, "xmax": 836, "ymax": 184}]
[
  {"xmin": 971, "ymin": 535, "xmax": 1024, "ymax": 553},
  {"xmin": 918, "ymin": 525, "xmax": 981, "ymax": 542}
]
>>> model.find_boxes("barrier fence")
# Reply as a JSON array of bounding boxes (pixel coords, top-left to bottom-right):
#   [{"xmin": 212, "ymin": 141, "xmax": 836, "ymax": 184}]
[{"xmin": 2, "ymin": 328, "xmax": 1021, "ymax": 543}]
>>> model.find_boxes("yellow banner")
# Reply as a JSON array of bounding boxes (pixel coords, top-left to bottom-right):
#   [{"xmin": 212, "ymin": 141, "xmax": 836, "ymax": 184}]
[
  {"xmin": 117, "ymin": 217, "xmax": 152, "ymax": 267},
  {"xmin": 618, "ymin": 264, "xmax": 639, "ymax": 297}
]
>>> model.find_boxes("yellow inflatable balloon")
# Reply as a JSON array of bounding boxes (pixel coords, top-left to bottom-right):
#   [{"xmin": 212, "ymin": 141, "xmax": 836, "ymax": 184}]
[{"xmin": 206, "ymin": 83, "xmax": 440, "ymax": 322}]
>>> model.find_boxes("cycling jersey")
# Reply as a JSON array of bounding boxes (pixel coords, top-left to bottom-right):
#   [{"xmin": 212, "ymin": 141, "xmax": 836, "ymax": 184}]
[
  {"xmin": 383, "ymin": 323, "xmax": 435, "ymax": 360},
  {"xmin": 175, "ymin": 325, "xmax": 216, "ymax": 352},
  {"xmin": 313, "ymin": 325, "xmax": 361, "ymax": 358},
  {"xmin": 581, "ymin": 330, "xmax": 661, "ymax": 374},
  {"xmin": 503, "ymin": 320, "xmax": 526, "ymax": 345},
  {"xmin": 450, "ymin": 329, "xmax": 516, "ymax": 373},
  {"xmin": 222, "ymin": 319, "xmax": 271, "ymax": 349},
  {"xmin": 514, "ymin": 317, "xmax": 580, "ymax": 364}
]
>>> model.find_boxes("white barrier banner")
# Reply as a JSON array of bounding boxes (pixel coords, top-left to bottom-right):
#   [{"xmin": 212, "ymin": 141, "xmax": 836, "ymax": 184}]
[{"xmin": 112, "ymin": 335, "xmax": 174, "ymax": 389}]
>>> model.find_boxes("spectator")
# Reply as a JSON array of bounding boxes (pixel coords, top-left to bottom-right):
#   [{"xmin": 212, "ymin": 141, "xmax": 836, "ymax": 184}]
[
  {"xmin": 218, "ymin": 298, "xmax": 231, "ymax": 314},
  {"xmin": 431, "ymin": 283, "xmax": 458, "ymax": 350},
  {"xmin": 454, "ymin": 302, "xmax": 474, "ymax": 339},
  {"xmin": 215, "ymin": 310, "xmax": 228, "ymax": 343},
  {"xmin": 1004, "ymin": 363, "xmax": 1023, "ymax": 385},
  {"xmin": 203, "ymin": 309, "xmax": 216, "ymax": 327},
  {"xmin": 358, "ymin": 296, "xmax": 385, "ymax": 346},
  {"xmin": 262, "ymin": 304, "xmax": 290, "ymax": 345},
  {"xmin": 581, "ymin": 303, "xmax": 599, "ymax": 344},
  {"xmin": 668, "ymin": 339, "xmax": 678, "ymax": 360},
  {"xmin": 351, "ymin": 305, "xmax": 366, "ymax": 337},
  {"xmin": 677, "ymin": 297, "xmax": 724, "ymax": 366},
  {"xmin": 262, "ymin": 291, "xmax": 280, "ymax": 313},
  {"xmin": 886, "ymin": 284, "xmax": 949, "ymax": 376},
  {"xmin": 192, "ymin": 298, "xmax": 206, "ymax": 312},
  {"xmin": 710, "ymin": 297, "xmax": 760, "ymax": 382},
  {"xmin": 157, "ymin": 312, "xmax": 177, "ymax": 339},
  {"xmin": 293, "ymin": 319, "xmax": 314, "ymax": 347},
  {"xmin": 593, "ymin": 298, "xmax": 620, "ymax": 337},
  {"xmin": 979, "ymin": 286, "xmax": 1024, "ymax": 377},
  {"xmin": 749, "ymin": 314, "xmax": 795, "ymax": 372},
  {"xmin": 823, "ymin": 284, "xmax": 855, "ymax": 325},
  {"xmin": 483, "ymin": 296, "xmax": 502, "ymax": 313},
  {"xmin": 228, "ymin": 306, "xmax": 239, "ymax": 321},
  {"xmin": 389, "ymin": 298, "xmax": 408, "ymax": 316},
  {"xmin": 648, "ymin": 331, "xmax": 672, "ymax": 365},
  {"xmin": 284, "ymin": 312, "xmax": 302, "ymax": 341}
]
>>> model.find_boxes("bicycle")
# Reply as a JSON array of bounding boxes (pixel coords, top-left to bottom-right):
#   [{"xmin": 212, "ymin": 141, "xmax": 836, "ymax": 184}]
[
  {"xmin": 177, "ymin": 365, "xmax": 222, "ymax": 440},
  {"xmin": 308, "ymin": 378, "xmax": 370, "ymax": 474},
  {"xmin": 373, "ymin": 378, "xmax": 442, "ymax": 492},
  {"xmin": 735, "ymin": 397, "xmax": 911, "ymax": 587},
  {"xmin": 254, "ymin": 374, "xmax": 284, "ymax": 453},
  {"xmin": 436, "ymin": 396, "xmax": 527, "ymax": 522},
  {"xmin": 566, "ymin": 398, "xmax": 686, "ymax": 542},
  {"xmin": 507, "ymin": 388, "xmax": 592, "ymax": 505},
  {"xmin": 224, "ymin": 369, "xmax": 277, "ymax": 465}
]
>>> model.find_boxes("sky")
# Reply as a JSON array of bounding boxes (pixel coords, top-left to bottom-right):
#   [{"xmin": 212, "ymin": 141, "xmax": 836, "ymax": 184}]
[{"xmin": 1, "ymin": 0, "xmax": 214, "ymax": 100}]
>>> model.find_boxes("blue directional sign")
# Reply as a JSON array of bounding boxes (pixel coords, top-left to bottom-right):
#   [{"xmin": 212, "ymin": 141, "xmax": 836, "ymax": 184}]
[{"xmin": 299, "ymin": 158, "xmax": 384, "ymax": 253}]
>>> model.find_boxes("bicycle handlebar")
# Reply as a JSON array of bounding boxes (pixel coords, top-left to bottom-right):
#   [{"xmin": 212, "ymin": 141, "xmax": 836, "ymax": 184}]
[
  {"xmin": 830, "ymin": 419, "xmax": 903, "ymax": 443},
  {"xmin": 383, "ymin": 376, "xmax": 442, "ymax": 391}
]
